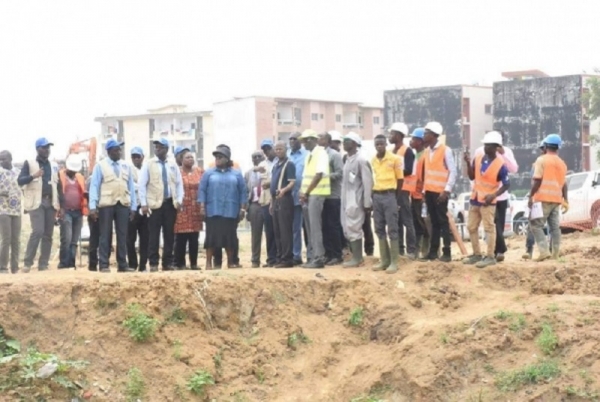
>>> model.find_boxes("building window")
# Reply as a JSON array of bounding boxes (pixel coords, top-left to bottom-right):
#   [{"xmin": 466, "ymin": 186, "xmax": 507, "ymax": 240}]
[
  {"xmin": 311, "ymin": 113, "xmax": 318, "ymax": 121},
  {"xmin": 373, "ymin": 116, "xmax": 380, "ymax": 125},
  {"xmin": 485, "ymin": 104, "xmax": 492, "ymax": 115},
  {"xmin": 336, "ymin": 114, "xmax": 341, "ymax": 122}
]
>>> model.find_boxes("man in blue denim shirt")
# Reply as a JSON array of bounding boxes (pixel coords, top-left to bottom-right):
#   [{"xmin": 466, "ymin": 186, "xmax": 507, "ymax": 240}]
[{"xmin": 287, "ymin": 132, "xmax": 308, "ymax": 265}]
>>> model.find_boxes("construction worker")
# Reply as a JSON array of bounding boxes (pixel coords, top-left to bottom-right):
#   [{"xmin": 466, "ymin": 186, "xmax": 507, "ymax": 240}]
[
  {"xmin": 409, "ymin": 128, "xmax": 429, "ymax": 258},
  {"xmin": 341, "ymin": 132, "xmax": 373, "ymax": 267},
  {"xmin": 529, "ymin": 134, "xmax": 568, "ymax": 261},
  {"xmin": 523, "ymin": 141, "xmax": 549, "ymax": 259},
  {"xmin": 462, "ymin": 131, "xmax": 510, "ymax": 268},
  {"xmin": 371, "ymin": 134, "xmax": 403, "ymax": 274},
  {"xmin": 127, "ymin": 147, "xmax": 149, "ymax": 272},
  {"xmin": 89, "ymin": 139, "xmax": 137, "ymax": 273},
  {"xmin": 58, "ymin": 155, "xmax": 88, "ymax": 269},
  {"xmin": 299, "ymin": 129, "xmax": 330, "ymax": 269},
  {"xmin": 420, "ymin": 122, "xmax": 456, "ymax": 262},
  {"xmin": 18, "ymin": 138, "xmax": 61, "ymax": 273},
  {"xmin": 389, "ymin": 122, "xmax": 417, "ymax": 258},
  {"xmin": 139, "ymin": 138, "xmax": 183, "ymax": 272}
]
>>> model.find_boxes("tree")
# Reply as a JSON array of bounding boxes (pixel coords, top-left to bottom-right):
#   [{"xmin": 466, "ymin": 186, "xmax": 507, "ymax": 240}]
[{"xmin": 582, "ymin": 71, "xmax": 600, "ymax": 164}]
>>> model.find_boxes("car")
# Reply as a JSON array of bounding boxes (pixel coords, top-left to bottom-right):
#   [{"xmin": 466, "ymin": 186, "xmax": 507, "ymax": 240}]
[
  {"xmin": 510, "ymin": 194, "xmax": 529, "ymax": 236},
  {"xmin": 560, "ymin": 170, "xmax": 600, "ymax": 231},
  {"xmin": 450, "ymin": 192, "xmax": 514, "ymax": 241}
]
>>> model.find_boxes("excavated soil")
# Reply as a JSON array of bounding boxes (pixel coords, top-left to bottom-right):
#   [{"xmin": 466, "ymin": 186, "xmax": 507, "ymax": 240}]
[{"xmin": 1, "ymin": 232, "xmax": 600, "ymax": 401}]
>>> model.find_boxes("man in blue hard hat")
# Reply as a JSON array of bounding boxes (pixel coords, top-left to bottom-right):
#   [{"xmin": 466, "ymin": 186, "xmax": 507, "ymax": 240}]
[
  {"xmin": 523, "ymin": 141, "xmax": 549, "ymax": 259},
  {"xmin": 127, "ymin": 147, "xmax": 149, "ymax": 272},
  {"xmin": 409, "ymin": 128, "xmax": 430, "ymax": 258}
]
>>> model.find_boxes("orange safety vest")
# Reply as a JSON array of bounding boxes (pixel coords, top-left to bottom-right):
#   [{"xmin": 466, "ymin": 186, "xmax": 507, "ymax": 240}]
[
  {"xmin": 397, "ymin": 145, "xmax": 416, "ymax": 193},
  {"xmin": 470, "ymin": 155, "xmax": 503, "ymax": 205},
  {"xmin": 423, "ymin": 144, "xmax": 449, "ymax": 193},
  {"xmin": 411, "ymin": 152, "xmax": 425, "ymax": 200},
  {"xmin": 59, "ymin": 170, "xmax": 89, "ymax": 215},
  {"xmin": 533, "ymin": 154, "xmax": 567, "ymax": 204}
]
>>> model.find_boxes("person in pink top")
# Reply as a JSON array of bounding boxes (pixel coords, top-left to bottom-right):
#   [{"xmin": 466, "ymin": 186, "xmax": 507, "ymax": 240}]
[{"xmin": 473, "ymin": 130, "xmax": 518, "ymax": 262}]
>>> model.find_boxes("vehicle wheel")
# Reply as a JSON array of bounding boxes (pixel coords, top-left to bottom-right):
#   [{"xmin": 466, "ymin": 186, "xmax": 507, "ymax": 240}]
[
  {"xmin": 512, "ymin": 213, "xmax": 524, "ymax": 232},
  {"xmin": 455, "ymin": 214, "xmax": 464, "ymax": 241},
  {"xmin": 514, "ymin": 219, "xmax": 528, "ymax": 236}
]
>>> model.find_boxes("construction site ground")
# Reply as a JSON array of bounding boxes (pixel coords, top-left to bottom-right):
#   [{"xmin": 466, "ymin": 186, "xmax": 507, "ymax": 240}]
[{"xmin": 2, "ymin": 226, "xmax": 600, "ymax": 401}]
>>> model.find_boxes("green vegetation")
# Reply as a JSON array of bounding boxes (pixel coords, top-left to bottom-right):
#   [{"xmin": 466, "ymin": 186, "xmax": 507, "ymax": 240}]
[
  {"xmin": 123, "ymin": 303, "xmax": 159, "ymax": 342},
  {"xmin": 186, "ymin": 369, "xmax": 214, "ymax": 396},
  {"xmin": 536, "ymin": 324, "xmax": 559, "ymax": 355},
  {"xmin": 348, "ymin": 307, "xmax": 364, "ymax": 327},
  {"xmin": 165, "ymin": 305, "xmax": 186, "ymax": 324},
  {"xmin": 495, "ymin": 360, "xmax": 560, "ymax": 392},
  {"xmin": 287, "ymin": 330, "xmax": 310, "ymax": 349},
  {"xmin": 125, "ymin": 367, "xmax": 145, "ymax": 401}
]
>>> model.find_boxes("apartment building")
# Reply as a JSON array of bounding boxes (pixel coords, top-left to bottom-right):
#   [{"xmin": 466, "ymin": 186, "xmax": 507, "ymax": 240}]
[
  {"xmin": 94, "ymin": 105, "xmax": 212, "ymax": 167},
  {"xmin": 213, "ymin": 96, "xmax": 383, "ymax": 171}
]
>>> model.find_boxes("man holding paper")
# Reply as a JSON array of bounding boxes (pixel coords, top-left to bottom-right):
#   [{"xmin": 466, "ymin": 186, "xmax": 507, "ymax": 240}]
[{"xmin": 528, "ymin": 134, "xmax": 568, "ymax": 262}]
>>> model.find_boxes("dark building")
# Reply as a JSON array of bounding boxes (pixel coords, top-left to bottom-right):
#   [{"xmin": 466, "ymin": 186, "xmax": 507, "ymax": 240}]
[{"xmin": 493, "ymin": 72, "xmax": 594, "ymax": 191}]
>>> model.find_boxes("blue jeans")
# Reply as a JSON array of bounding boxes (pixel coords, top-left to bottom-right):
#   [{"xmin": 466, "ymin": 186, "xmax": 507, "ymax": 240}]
[
  {"xmin": 59, "ymin": 210, "xmax": 83, "ymax": 268},
  {"xmin": 292, "ymin": 205, "xmax": 303, "ymax": 261}
]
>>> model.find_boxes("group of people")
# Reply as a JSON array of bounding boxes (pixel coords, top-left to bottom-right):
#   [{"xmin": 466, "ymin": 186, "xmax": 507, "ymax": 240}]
[{"xmin": 0, "ymin": 123, "xmax": 569, "ymax": 274}]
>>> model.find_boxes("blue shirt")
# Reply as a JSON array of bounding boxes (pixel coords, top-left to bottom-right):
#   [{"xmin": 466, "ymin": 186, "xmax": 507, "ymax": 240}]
[
  {"xmin": 287, "ymin": 146, "xmax": 307, "ymax": 206},
  {"xmin": 198, "ymin": 167, "xmax": 247, "ymax": 219},
  {"xmin": 88, "ymin": 160, "xmax": 137, "ymax": 211},
  {"xmin": 470, "ymin": 155, "xmax": 510, "ymax": 206},
  {"xmin": 270, "ymin": 158, "xmax": 296, "ymax": 197},
  {"xmin": 137, "ymin": 158, "xmax": 184, "ymax": 207}
]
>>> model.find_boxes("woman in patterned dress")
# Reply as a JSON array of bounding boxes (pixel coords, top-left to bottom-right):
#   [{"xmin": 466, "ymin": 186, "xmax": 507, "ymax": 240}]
[{"xmin": 174, "ymin": 150, "xmax": 203, "ymax": 269}]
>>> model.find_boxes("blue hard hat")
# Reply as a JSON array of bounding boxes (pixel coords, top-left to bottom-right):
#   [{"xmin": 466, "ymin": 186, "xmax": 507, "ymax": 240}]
[
  {"xmin": 130, "ymin": 146, "xmax": 144, "ymax": 156},
  {"xmin": 544, "ymin": 134, "xmax": 562, "ymax": 147},
  {"xmin": 35, "ymin": 137, "xmax": 54, "ymax": 148},
  {"xmin": 105, "ymin": 138, "xmax": 124, "ymax": 150},
  {"xmin": 411, "ymin": 128, "xmax": 425, "ymax": 139},
  {"xmin": 153, "ymin": 137, "xmax": 169, "ymax": 148},
  {"xmin": 174, "ymin": 146, "xmax": 190, "ymax": 156},
  {"xmin": 260, "ymin": 139, "xmax": 274, "ymax": 149}
]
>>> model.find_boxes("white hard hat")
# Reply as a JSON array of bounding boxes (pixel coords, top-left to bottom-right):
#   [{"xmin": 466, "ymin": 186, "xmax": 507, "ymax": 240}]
[
  {"xmin": 389, "ymin": 122, "xmax": 409, "ymax": 135},
  {"xmin": 327, "ymin": 130, "xmax": 342, "ymax": 142},
  {"xmin": 65, "ymin": 155, "xmax": 82, "ymax": 172},
  {"xmin": 424, "ymin": 121, "xmax": 443, "ymax": 135},
  {"xmin": 343, "ymin": 132, "xmax": 362, "ymax": 146},
  {"xmin": 482, "ymin": 131, "xmax": 503, "ymax": 145}
]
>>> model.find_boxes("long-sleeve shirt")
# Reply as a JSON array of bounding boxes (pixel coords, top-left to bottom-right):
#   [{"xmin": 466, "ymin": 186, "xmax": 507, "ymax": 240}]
[
  {"xmin": 0, "ymin": 167, "xmax": 21, "ymax": 216},
  {"xmin": 137, "ymin": 158, "xmax": 184, "ymax": 207},
  {"xmin": 474, "ymin": 146, "xmax": 518, "ymax": 202},
  {"xmin": 287, "ymin": 146, "xmax": 307, "ymax": 206},
  {"xmin": 18, "ymin": 157, "xmax": 64, "ymax": 205},
  {"xmin": 244, "ymin": 168, "xmax": 262, "ymax": 203},
  {"xmin": 401, "ymin": 147, "xmax": 416, "ymax": 177},
  {"xmin": 426, "ymin": 141, "xmax": 457, "ymax": 193},
  {"xmin": 325, "ymin": 147, "xmax": 343, "ymax": 199},
  {"xmin": 198, "ymin": 167, "xmax": 247, "ymax": 219},
  {"xmin": 88, "ymin": 161, "xmax": 137, "ymax": 211}
]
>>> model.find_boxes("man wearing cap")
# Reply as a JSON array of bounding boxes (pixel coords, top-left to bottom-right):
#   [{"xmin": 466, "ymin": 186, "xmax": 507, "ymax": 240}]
[
  {"xmin": 287, "ymin": 132, "xmax": 308, "ymax": 265},
  {"xmin": 244, "ymin": 151, "xmax": 265, "ymax": 268},
  {"xmin": 0, "ymin": 151, "xmax": 22, "ymax": 274},
  {"xmin": 257, "ymin": 139, "xmax": 277, "ymax": 267},
  {"xmin": 175, "ymin": 146, "xmax": 190, "ymax": 167},
  {"xmin": 420, "ymin": 122, "xmax": 456, "ymax": 262},
  {"xmin": 57, "ymin": 155, "xmax": 88, "ymax": 269},
  {"xmin": 523, "ymin": 141, "xmax": 549, "ymax": 259},
  {"xmin": 409, "ymin": 128, "xmax": 430, "ymax": 258},
  {"xmin": 341, "ymin": 132, "xmax": 373, "ymax": 267},
  {"xmin": 89, "ymin": 139, "xmax": 137, "ymax": 273},
  {"xmin": 329, "ymin": 131, "xmax": 342, "ymax": 153},
  {"xmin": 85, "ymin": 175, "xmax": 100, "ymax": 271},
  {"xmin": 462, "ymin": 132, "xmax": 510, "ymax": 268},
  {"xmin": 18, "ymin": 137, "xmax": 62, "ymax": 272},
  {"xmin": 127, "ymin": 147, "xmax": 149, "ymax": 272},
  {"xmin": 473, "ymin": 131, "xmax": 518, "ymax": 262},
  {"xmin": 389, "ymin": 122, "xmax": 417, "ymax": 259},
  {"xmin": 139, "ymin": 137, "xmax": 183, "ymax": 272},
  {"xmin": 299, "ymin": 129, "xmax": 330, "ymax": 268},
  {"xmin": 318, "ymin": 131, "xmax": 344, "ymax": 266}
]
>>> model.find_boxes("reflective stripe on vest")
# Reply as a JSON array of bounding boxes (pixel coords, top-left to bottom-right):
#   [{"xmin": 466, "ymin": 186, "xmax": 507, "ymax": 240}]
[
  {"xmin": 397, "ymin": 145, "xmax": 416, "ymax": 193},
  {"xmin": 411, "ymin": 153, "xmax": 425, "ymax": 200},
  {"xmin": 301, "ymin": 146, "xmax": 330, "ymax": 196},
  {"xmin": 59, "ymin": 170, "xmax": 89, "ymax": 215},
  {"xmin": 470, "ymin": 155, "xmax": 503, "ymax": 204},
  {"xmin": 423, "ymin": 145, "xmax": 449, "ymax": 193},
  {"xmin": 533, "ymin": 154, "xmax": 567, "ymax": 204}
]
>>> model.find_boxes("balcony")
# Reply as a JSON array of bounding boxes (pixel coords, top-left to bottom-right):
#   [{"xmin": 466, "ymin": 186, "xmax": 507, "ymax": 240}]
[
  {"xmin": 277, "ymin": 119, "xmax": 301, "ymax": 126},
  {"xmin": 152, "ymin": 129, "xmax": 198, "ymax": 141}
]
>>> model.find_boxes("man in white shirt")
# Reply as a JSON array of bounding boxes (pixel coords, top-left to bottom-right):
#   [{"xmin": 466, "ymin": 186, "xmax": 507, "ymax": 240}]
[
  {"xmin": 258, "ymin": 139, "xmax": 277, "ymax": 267},
  {"xmin": 127, "ymin": 147, "xmax": 149, "ymax": 272},
  {"xmin": 244, "ymin": 151, "xmax": 265, "ymax": 267},
  {"xmin": 473, "ymin": 130, "xmax": 518, "ymax": 262}
]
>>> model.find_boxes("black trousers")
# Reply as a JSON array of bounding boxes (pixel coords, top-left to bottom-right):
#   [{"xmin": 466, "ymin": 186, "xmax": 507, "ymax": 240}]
[
  {"xmin": 213, "ymin": 228, "xmax": 239, "ymax": 266},
  {"xmin": 425, "ymin": 191, "xmax": 451, "ymax": 257},
  {"xmin": 99, "ymin": 203, "xmax": 129, "ymax": 270},
  {"xmin": 148, "ymin": 199, "xmax": 177, "ymax": 268},
  {"xmin": 127, "ymin": 208, "xmax": 149, "ymax": 271},
  {"xmin": 362, "ymin": 210, "xmax": 374, "ymax": 254},
  {"xmin": 322, "ymin": 198, "xmax": 343, "ymax": 260},
  {"xmin": 494, "ymin": 199, "xmax": 508, "ymax": 255},
  {"xmin": 87, "ymin": 215, "xmax": 101, "ymax": 270},
  {"xmin": 411, "ymin": 198, "xmax": 428, "ymax": 247},
  {"xmin": 175, "ymin": 232, "xmax": 199, "ymax": 268},
  {"xmin": 273, "ymin": 195, "xmax": 294, "ymax": 264},
  {"xmin": 262, "ymin": 205, "xmax": 277, "ymax": 265}
]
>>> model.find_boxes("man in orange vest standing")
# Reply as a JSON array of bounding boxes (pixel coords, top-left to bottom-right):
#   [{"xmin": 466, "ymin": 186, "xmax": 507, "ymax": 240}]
[
  {"xmin": 462, "ymin": 131, "xmax": 510, "ymax": 268},
  {"xmin": 420, "ymin": 122, "xmax": 456, "ymax": 262},
  {"xmin": 409, "ymin": 128, "xmax": 429, "ymax": 258},
  {"xmin": 529, "ymin": 134, "xmax": 568, "ymax": 261},
  {"xmin": 389, "ymin": 122, "xmax": 417, "ymax": 259},
  {"xmin": 57, "ymin": 155, "xmax": 88, "ymax": 269}
]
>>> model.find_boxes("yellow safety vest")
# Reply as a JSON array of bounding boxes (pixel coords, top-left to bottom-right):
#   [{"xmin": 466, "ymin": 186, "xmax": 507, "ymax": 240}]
[{"xmin": 301, "ymin": 146, "xmax": 330, "ymax": 196}]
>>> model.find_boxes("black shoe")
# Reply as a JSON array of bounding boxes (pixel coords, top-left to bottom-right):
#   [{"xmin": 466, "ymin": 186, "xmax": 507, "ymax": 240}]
[
  {"xmin": 190, "ymin": 266, "xmax": 200, "ymax": 270},
  {"xmin": 99, "ymin": 268, "xmax": 110, "ymax": 273},
  {"xmin": 251, "ymin": 262, "xmax": 260, "ymax": 268},
  {"xmin": 419, "ymin": 254, "xmax": 437, "ymax": 262},
  {"xmin": 275, "ymin": 262, "xmax": 294, "ymax": 268},
  {"xmin": 293, "ymin": 259, "xmax": 303, "ymax": 266},
  {"xmin": 149, "ymin": 266, "xmax": 158, "ymax": 272},
  {"xmin": 0, "ymin": 268, "xmax": 9, "ymax": 274},
  {"xmin": 262, "ymin": 263, "xmax": 274, "ymax": 268},
  {"xmin": 38, "ymin": 267, "xmax": 48, "ymax": 271},
  {"xmin": 325, "ymin": 258, "xmax": 343, "ymax": 266},
  {"xmin": 117, "ymin": 268, "xmax": 136, "ymax": 273},
  {"xmin": 439, "ymin": 255, "xmax": 451, "ymax": 263},
  {"xmin": 365, "ymin": 251, "xmax": 374, "ymax": 257},
  {"xmin": 88, "ymin": 266, "xmax": 97, "ymax": 272}
]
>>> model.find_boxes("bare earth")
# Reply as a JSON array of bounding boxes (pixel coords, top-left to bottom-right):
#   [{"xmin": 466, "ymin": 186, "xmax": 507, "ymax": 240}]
[{"xmin": 1, "ymin": 228, "xmax": 600, "ymax": 401}]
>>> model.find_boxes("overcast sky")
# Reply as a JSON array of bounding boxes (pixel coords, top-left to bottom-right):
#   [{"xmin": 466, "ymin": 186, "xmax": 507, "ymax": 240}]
[{"xmin": 1, "ymin": 0, "xmax": 598, "ymax": 160}]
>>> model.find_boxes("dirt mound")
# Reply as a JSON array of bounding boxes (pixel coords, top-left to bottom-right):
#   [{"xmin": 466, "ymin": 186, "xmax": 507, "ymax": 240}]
[{"xmin": 1, "ymin": 233, "xmax": 600, "ymax": 401}]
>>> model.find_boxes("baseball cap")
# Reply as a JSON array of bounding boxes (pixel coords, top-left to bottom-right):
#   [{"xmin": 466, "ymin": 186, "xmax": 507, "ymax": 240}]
[
  {"xmin": 130, "ymin": 147, "xmax": 144, "ymax": 156},
  {"xmin": 343, "ymin": 132, "xmax": 362, "ymax": 146},
  {"xmin": 105, "ymin": 139, "xmax": 124, "ymax": 150},
  {"xmin": 174, "ymin": 146, "xmax": 190, "ymax": 156},
  {"xmin": 299, "ymin": 129, "xmax": 318, "ymax": 139},
  {"xmin": 260, "ymin": 139, "xmax": 274, "ymax": 148},
  {"xmin": 153, "ymin": 138, "xmax": 169, "ymax": 148},
  {"xmin": 35, "ymin": 137, "xmax": 54, "ymax": 148},
  {"xmin": 328, "ymin": 130, "xmax": 342, "ymax": 142}
]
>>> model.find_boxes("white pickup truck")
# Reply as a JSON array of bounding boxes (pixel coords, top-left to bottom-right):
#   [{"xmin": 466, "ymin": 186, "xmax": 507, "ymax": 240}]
[
  {"xmin": 450, "ymin": 192, "xmax": 514, "ymax": 240},
  {"xmin": 560, "ymin": 170, "xmax": 600, "ymax": 231}
]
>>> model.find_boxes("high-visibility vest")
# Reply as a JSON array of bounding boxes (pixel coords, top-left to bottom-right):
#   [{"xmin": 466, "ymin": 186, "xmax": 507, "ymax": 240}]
[
  {"xmin": 397, "ymin": 145, "xmax": 416, "ymax": 193},
  {"xmin": 470, "ymin": 155, "xmax": 503, "ymax": 205},
  {"xmin": 98, "ymin": 158, "xmax": 132, "ymax": 208},
  {"xmin": 301, "ymin": 146, "xmax": 330, "ymax": 196},
  {"xmin": 58, "ymin": 169, "xmax": 88, "ymax": 215},
  {"xmin": 411, "ymin": 151, "xmax": 425, "ymax": 200},
  {"xmin": 144, "ymin": 158, "xmax": 179, "ymax": 209},
  {"xmin": 423, "ymin": 144, "xmax": 449, "ymax": 193},
  {"xmin": 533, "ymin": 154, "xmax": 567, "ymax": 204}
]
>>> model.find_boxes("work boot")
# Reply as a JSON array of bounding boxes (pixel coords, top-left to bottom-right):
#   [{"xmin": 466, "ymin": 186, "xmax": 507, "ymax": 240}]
[
  {"xmin": 496, "ymin": 253, "xmax": 505, "ymax": 262},
  {"xmin": 522, "ymin": 248, "xmax": 533, "ymax": 260},
  {"xmin": 462, "ymin": 255, "xmax": 482, "ymax": 265},
  {"xmin": 439, "ymin": 254, "xmax": 452, "ymax": 263},
  {"xmin": 535, "ymin": 252, "xmax": 551, "ymax": 262},
  {"xmin": 476, "ymin": 256, "xmax": 497, "ymax": 269},
  {"xmin": 420, "ymin": 237, "xmax": 431, "ymax": 259},
  {"xmin": 343, "ymin": 239, "xmax": 364, "ymax": 268},
  {"xmin": 385, "ymin": 241, "xmax": 401, "ymax": 274},
  {"xmin": 372, "ymin": 239, "xmax": 390, "ymax": 271},
  {"xmin": 551, "ymin": 248, "xmax": 560, "ymax": 260}
]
